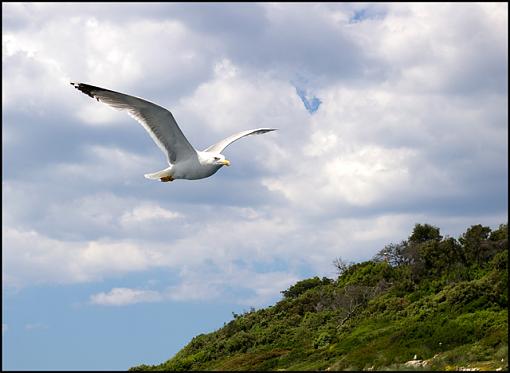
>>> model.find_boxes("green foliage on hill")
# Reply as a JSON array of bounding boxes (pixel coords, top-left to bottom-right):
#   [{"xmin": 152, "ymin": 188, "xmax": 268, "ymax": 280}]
[{"xmin": 130, "ymin": 223, "xmax": 508, "ymax": 371}]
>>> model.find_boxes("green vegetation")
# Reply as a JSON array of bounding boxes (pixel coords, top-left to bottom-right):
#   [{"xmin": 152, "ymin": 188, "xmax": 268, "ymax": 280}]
[{"xmin": 130, "ymin": 223, "xmax": 508, "ymax": 371}]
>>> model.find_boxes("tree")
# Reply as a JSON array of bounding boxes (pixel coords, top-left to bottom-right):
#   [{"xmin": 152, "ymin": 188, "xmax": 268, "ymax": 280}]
[
  {"xmin": 333, "ymin": 257, "xmax": 353, "ymax": 276},
  {"xmin": 281, "ymin": 277, "xmax": 332, "ymax": 299},
  {"xmin": 409, "ymin": 223, "xmax": 442, "ymax": 244},
  {"xmin": 459, "ymin": 224, "xmax": 492, "ymax": 265},
  {"xmin": 373, "ymin": 241, "xmax": 410, "ymax": 267},
  {"xmin": 489, "ymin": 223, "xmax": 508, "ymax": 241},
  {"xmin": 415, "ymin": 237, "xmax": 462, "ymax": 276},
  {"xmin": 335, "ymin": 283, "xmax": 388, "ymax": 327}
]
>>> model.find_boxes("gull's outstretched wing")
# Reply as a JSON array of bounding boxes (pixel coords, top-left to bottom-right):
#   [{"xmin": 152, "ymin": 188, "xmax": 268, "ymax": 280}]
[
  {"xmin": 71, "ymin": 82, "xmax": 197, "ymax": 164},
  {"xmin": 204, "ymin": 128, "xmax": 277, "ymax": 154}
]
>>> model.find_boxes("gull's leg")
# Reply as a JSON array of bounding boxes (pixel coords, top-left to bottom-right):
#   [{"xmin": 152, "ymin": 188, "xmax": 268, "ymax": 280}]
[{"xmin": 160, "ymin": 176, "xmax": 174, "ymax": 182}]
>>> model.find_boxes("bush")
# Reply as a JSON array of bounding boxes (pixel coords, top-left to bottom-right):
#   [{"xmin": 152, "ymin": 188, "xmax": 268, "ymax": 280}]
[
  {"xmin": 225, "ymin": 331, "xmax": 256, "ymax": 354},
  {"xmin": 313, "ymin": 331, "xmax": 333, "ymax": 349},
  {"xmin": 281, "ymin": 277, "xmax": 332, "ymax": 299}
]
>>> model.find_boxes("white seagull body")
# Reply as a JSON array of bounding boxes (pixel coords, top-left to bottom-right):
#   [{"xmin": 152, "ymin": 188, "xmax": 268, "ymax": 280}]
[{"xmin": 71, "ymin": 82, "xmax": 276, "ymax": 182}]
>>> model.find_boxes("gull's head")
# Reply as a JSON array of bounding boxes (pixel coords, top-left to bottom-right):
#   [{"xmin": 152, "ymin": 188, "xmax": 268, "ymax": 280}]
[{"xmin": 208, "ymin": 153, "xmax": 231, "ymax": 167}]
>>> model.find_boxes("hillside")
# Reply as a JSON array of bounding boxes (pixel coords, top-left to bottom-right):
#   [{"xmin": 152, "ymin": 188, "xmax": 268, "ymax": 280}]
[{"xmin": 130, "ymin": 223, "xmax": 508, "ymax": 371}]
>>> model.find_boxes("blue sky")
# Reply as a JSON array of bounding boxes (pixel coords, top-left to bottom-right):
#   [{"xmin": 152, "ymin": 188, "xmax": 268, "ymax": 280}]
[{"xmin": 2, "ymin": 2, "xmax": 508, "ymax": 370}]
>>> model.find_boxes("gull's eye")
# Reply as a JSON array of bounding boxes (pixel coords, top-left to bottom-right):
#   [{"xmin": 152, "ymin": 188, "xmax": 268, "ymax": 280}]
[{"xmin": 214, "ymin": 157, "xmax": 220, "ymax": 160}]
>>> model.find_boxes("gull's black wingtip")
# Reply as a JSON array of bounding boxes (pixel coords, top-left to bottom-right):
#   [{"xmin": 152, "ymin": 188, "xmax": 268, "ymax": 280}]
[{"xmin": 70, "ymin": 82, "xmax": 100, "ymax": 100}]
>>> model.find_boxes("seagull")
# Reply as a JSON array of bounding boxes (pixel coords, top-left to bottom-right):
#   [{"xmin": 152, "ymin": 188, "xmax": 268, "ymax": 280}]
[{"xmin": 71, "ymin": 82, "xmax": 276, "ymax": 182}]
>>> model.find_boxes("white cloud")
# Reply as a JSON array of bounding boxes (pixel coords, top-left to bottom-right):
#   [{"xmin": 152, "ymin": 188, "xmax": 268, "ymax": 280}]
[
  {"xmin": 175, "ymin": 62, "xmax": 303, "ymax": 147},
  {"xmin": 264, "ymin": 143, "xmax": 415, "ymax": 209},
  {"xmin": 164, "ymin": 268, "xmax": 297, "ymax": 307},
  {"xmin": 90, "ymin": 267, "xmax": 299, "ymax": 307},
  {"xmin": 90, "ymin": 287, "xmax": 163, "ymax": 306},
  {"xmin": 3, "ymin": 7, "xmax": 216, "ymax": 118},
  {"xmin": 2, "ymin": 3, "xmax": 507, "ymax": 306},
  {"xmin": 2, "ymin": 226, "xmax": 161, "ymax": 287},
  {"xmin": 236, "ymin": 271, "xmax": 300, "ymax": 307},
  {"xmin": 166, "ymin": 279, "xmax": 221, "ymax": 302},
  {"xmin": 120, "ymin": 204, "xmax": 181, "ymax": 225},
  {"xmin": 346, "ymin": 3, "xmax": 507, "ymax": 94}
]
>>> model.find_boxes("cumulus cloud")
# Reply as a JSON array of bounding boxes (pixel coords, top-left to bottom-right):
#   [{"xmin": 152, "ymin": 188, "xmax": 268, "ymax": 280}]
[
  {"xmin": 2, "ymin": 3, "xmax": 507, "ymax": 306},
  {"xmin": 165, "ymin": 268, "xmax": 299, "ymax": 307},
  {"xmin": 2, "ymin": 226, "xmax": 161, "ymax": 287},
  {"xmin": 120, "ymin": 204, "xmax": 181, "ymax": 225},
  {"xmin": 90, "ymin": 268, "xmax": 299, "ymax": 307},
  {"xmin": 90, "ymin": 287, "xmax": 163, "ymax": 306},
  {"xmin": 2, "ymin": 4, "xmax": 216, "ymax": 110}
]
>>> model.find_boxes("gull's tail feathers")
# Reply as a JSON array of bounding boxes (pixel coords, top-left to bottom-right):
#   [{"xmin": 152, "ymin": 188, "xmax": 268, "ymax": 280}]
[{"xmin": 144, "ymin": 167, "xmax": 173, "ymax": 180}]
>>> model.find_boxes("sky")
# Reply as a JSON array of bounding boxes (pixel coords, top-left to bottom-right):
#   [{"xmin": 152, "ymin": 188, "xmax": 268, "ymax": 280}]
[{"xmin": 2, "ymin": 2, "xmax": 508, "ymax": 370}]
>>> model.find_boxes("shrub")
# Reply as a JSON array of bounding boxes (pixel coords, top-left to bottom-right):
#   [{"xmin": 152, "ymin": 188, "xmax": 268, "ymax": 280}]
[{"xmin": 281, "ymin": 277, "xmax": 332, "ymax": 299}]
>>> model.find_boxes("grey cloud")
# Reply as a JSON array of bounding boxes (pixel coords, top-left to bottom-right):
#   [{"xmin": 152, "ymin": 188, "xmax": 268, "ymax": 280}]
[
  {"xmin": 168, "ymin": 3, "xmax": 382, "ymax": 86},
  {"xmin": 2, "ymin": 3, "xmax": 178, "ymax": 30},
  {"xmin": 169, "ymin": 3, "xmax": 269, "ymax": 36}
]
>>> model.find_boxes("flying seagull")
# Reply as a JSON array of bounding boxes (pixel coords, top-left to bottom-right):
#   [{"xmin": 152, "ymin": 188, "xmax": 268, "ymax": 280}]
[{"xmin": 71, "ymin": 82, "xmax": 276, "ymax": 182}]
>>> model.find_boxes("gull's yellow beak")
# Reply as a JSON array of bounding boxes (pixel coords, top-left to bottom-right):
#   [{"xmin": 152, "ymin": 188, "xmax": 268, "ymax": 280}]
[{"xmin": 221, "ymin": 159, "xmax": 231, "ymax": 166}]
